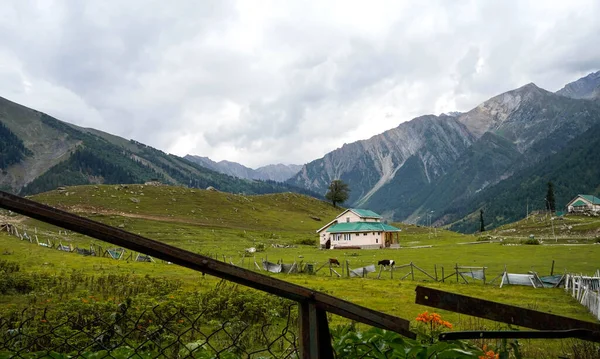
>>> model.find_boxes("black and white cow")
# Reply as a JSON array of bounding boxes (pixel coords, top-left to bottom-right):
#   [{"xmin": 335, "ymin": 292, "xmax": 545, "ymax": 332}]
[{"xmin": 377, "ymin": 259, "xmax": 395, "ymax": 269}]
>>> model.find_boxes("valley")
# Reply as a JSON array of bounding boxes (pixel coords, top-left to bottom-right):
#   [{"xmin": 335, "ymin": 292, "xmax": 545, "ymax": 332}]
[{"xmin": 1, "ymin": 185, "xmax": 599, "ymax": 357}]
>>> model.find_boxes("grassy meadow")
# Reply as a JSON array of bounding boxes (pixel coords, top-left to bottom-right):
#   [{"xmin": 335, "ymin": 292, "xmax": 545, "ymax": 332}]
[{"xmin": 1, "ymin": 184, "xmax": 600, "ymax": 357}]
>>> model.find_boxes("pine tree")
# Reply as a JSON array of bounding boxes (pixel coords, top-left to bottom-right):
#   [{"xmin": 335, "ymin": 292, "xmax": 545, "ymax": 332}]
[
  {"xmin": 479, "ymin": 209, "xmax": 485, "ymax": 232},
  {"xmin": 325, "ymin": 180, "xmax": 350, "ymax": 208},
  {"xmin": 546, "ymin": 181, "xmax": 556, "ymax": 212}
]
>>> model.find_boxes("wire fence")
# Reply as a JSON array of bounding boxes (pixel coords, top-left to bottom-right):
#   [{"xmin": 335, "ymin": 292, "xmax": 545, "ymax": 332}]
[{"xmin": 0, "ymin": 301, "xmax": 300, "ymax": 359}]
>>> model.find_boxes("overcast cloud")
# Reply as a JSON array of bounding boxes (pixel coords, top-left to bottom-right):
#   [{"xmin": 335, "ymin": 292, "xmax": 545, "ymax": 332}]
[{"xmin": 1, "ymin": 0, "xmax": 599, "ymax": 168}]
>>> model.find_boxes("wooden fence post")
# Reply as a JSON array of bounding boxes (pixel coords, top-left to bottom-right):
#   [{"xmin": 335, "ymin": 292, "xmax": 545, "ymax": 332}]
[
  {"xmin": 410, "ymin": 262, "xmax": 414, "ymax": 281},
  {"xmin": 441, "ymin": 267, "xmax": 445, "ymax": 283},
  {"xmin": 550, "ymin": 260, "xmax": 555, "ymax": 276},
  {"xmin": 483, "ymin": 267, "xmax": 486, "ymax": 285},
  {"xmin": 455, "ymin": 263, "xmax": 459, "ymax": 283},
  {"xmin": 299, "ymin": 301, "xmax": 334, "ymax": 358},
  {"xmin": 391, "ymin": 265, "xmax": 394, "ymax": 279},
  {"xmin": 434, "ymin": 264, "xmax": 438, "ymax": 282},
  {"xmin": 346, "ymin": 260, "xmax": 350, "ymax": 278}
]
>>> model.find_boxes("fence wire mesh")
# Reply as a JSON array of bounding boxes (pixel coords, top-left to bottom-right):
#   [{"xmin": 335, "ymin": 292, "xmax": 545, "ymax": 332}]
[{"xmin": 0, "ymin": 301, "xmax": 300, "ymax": 359}]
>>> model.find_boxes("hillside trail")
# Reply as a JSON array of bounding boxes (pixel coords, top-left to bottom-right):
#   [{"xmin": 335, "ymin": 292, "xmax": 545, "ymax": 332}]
[{"xmin": 66, "ymin": 205, "xmax": 244, "ymax": 230}]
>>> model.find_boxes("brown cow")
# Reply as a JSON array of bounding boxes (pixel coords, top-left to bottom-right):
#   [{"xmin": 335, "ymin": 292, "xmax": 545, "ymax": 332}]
[{"xmin": 329, "ymin": 258, "xmax": 340, "ymax": 266}]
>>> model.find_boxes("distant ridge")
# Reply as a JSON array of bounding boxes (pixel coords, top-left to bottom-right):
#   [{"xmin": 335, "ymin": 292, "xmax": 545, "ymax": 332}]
[{"xmin": 184, "ymin": 155, "xmax": 301, "ymax": 182}]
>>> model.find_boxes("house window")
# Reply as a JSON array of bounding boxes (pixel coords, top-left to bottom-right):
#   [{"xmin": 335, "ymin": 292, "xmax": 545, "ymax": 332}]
[
  {"xmin": 333, "ymin": 234, "xmax": 341, "ymax": 241},
  {"xmin": 363, "ymin": 233, "xmax": 367, "ymax": 236},
  {"xmin": 346, "ymin": 217, "xmax": 350, "ymax": 222},
  {"xmin": 376, "ymin": 238, "xmax": 378, "ymax": 243},
  {"xmin": 343, "ymin": 233, "xmax": 351, "ymax": 241}
]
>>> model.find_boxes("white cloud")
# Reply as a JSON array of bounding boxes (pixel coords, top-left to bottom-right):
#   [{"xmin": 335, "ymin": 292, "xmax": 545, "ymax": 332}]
[{"xmin": 0, "ymin": 0, "xmax": 599, "ymax": 168}]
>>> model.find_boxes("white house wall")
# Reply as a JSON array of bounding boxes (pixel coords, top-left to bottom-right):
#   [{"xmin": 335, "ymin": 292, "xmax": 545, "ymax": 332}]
[
  {"xmin": 322, "ymin": 231, "xmax": 384, "ymax": 247},
  {"xmin": 338, "ymin": 211, "xmax": 363, "ymax": 223}
]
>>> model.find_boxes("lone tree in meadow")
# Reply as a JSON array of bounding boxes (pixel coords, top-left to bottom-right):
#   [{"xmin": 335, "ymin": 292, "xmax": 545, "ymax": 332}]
[
  {"xmin": 325, "ymin": 179, "xmax": 350, "ymax": 208},
  {"xmin": 546, "ymin": 181, "xmax": 556, "ymax": 212},
  {"xmin": 479, "ymin": 209, "xmax": 485, "ymax": 232}
]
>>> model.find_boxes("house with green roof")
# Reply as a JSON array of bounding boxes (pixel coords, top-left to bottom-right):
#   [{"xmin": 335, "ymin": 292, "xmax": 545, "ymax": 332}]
[
  {"xmin": 316, "ymin": 209, "xmax": 401, "ymax": 249},
  {"xmin": 566, "ymin": 194, "xmax": 600, "ymax": 213}
]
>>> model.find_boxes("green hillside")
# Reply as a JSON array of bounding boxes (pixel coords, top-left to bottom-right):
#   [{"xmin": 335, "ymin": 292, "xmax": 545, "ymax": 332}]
[
  {"xmin": 449, "ymin": 121, "xmax": 600, "ymax": 233},
  {"xmin": 0, "ymin": 121, "xmax": 31, "ymax": 170},
  {"xmin": 30, "ymin": 184, "xmax": 338, "ymax": 232},
  {"xmin": 0, "ymin": 96, "xmax": 320, "ymax": 199}
]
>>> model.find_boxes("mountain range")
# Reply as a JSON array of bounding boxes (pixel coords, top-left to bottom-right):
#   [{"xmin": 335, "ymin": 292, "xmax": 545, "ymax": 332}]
[
  {"xmin": 184, "ymin": 155, "xmax": 301, "ymax": 182},
  {"xmin": 1, "ymin": 71, "xmax": 599, "ymax": 233},
  {"xmin": 287, "ymin": 71, "xmax": 600, "ymax": 231},
  {"xmin": 0, "ymin": 96, "xmax": 317, "ymax": 198}
]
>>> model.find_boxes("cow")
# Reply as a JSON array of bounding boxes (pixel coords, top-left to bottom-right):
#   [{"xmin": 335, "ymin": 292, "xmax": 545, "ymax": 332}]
[
  {"xmin": 329, "ymin": 258, "xmax": 341, "ymax": 266},
  {"xmin": 378, "ymin": 259, "xmax": 395, "ymax": 269}
]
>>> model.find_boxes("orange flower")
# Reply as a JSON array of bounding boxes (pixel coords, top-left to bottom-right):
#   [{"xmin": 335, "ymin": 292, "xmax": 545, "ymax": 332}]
[
  {"xmin": 479, "ymin": 350, "xmax": 499, "ymax": 359},
  {"xmin": 479, "ymin": 346, "xmax": 499, "ymax": 359},
  {"xmin": 148, "ymin": 319, "xmax": 152, "ymax": 323},
  {"xmin": 415, "ymin": 311, "xmax": 453, "ymax": 328},
  {"xmin": 40, "ymin": 319, "xmax": 47, "ymax": 323},
  {"xmin": 178, "ymin": 319, "xmax": 184, "ymax": 323},
  {"xmin": 416, "ymin": 311, "xmax": 433, "ymax": 323},
  {"xmin": 82, "ymin": 299, "xmax": 89, "ymax": 303}
]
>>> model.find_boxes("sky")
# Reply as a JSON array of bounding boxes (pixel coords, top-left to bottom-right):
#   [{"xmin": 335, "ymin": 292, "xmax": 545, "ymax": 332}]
[{"xmin": 1, "ymin": 1, "xmax": 599, "ymax": 168}]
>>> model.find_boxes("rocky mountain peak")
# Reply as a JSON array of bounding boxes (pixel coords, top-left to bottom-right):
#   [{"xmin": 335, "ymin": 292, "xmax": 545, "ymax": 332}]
[
  {"xmin": 556, "ymin": 70, "xmax": 600, "ymax": 100},
  {"xmin": 457, "ymin": 82, "xmax": 550, "ymax": 138}
]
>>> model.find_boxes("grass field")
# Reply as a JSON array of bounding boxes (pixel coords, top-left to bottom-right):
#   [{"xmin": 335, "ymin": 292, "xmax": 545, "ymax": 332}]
[{"xmin": 2, "ymin": 184, "xmax": 600, "ymax": 357}]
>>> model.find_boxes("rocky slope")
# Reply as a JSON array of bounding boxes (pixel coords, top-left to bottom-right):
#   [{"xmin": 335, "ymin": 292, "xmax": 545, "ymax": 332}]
[
  {"xmin": 288, "ymin": 114, "xmax": 475, "ymax": 206},
  {"xmin": 556, "ymin": 70, "xmax": 600, "ymax": 100},
  {"xmin": 288, "ymin": 72, "xmax": 600, "ymax": 229}
]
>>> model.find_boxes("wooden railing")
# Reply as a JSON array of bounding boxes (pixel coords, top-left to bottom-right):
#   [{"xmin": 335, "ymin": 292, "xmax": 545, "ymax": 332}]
[{"xmin": 0, "ymin": 191, "xmax": 415, "ymax": 358}]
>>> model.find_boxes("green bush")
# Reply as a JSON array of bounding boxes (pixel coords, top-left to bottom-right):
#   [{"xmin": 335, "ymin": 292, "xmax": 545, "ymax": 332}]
[
  {"xmin": 521, "ymin": 238, "xmax": 541, "ymax": 245},
  {"xmin": 295, "ymin": 238, "xmax": 316, "ymax": 246}
]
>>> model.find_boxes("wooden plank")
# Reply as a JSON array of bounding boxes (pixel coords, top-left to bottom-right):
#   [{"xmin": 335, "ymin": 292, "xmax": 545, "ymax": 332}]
[
  {"xmin": 0, "ymin": 190, "xmax": 414, "ymax": 337},
  {"xmin": 415, "ymin": 286, "xmax": 600, "ymax": 332},
  {"xmin": 298, "ymin": 302, "xmax": 312, "ymax": 359},
  {"xmin": 316, "ymin": 307, "xmax": 334, "ymax": 358}
]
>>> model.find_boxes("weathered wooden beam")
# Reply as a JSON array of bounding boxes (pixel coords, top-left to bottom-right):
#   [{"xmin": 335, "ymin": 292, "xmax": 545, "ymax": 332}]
[{"xmin": 415, "ymin": 286, "xmax": 600, "ymax": 332}]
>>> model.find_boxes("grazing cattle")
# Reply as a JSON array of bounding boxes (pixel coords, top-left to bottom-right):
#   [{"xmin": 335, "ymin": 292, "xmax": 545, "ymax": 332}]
[
  {"xmin": 378, "ymin": 259, "xmax": 395, "ymax": 268},
  {"xmin": 329, "ymin": 258, "xmax": 341, "ymax": 266}
]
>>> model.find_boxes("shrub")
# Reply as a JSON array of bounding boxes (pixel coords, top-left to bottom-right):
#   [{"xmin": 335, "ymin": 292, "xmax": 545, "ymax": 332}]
[
  {"xmin": 0, "ymin": 259, "xmax": 20, "ymax": 274},
  {"xmin": 295, "ymin": 238, "xmax": 316, "ymax": 246},
  {"xmin": 521, "ymin": 238, "xmax": 541, "ymax": 245},
  {"xmin": 0, "ymin": 272, "xmax": 36, "ymax": 294}
]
